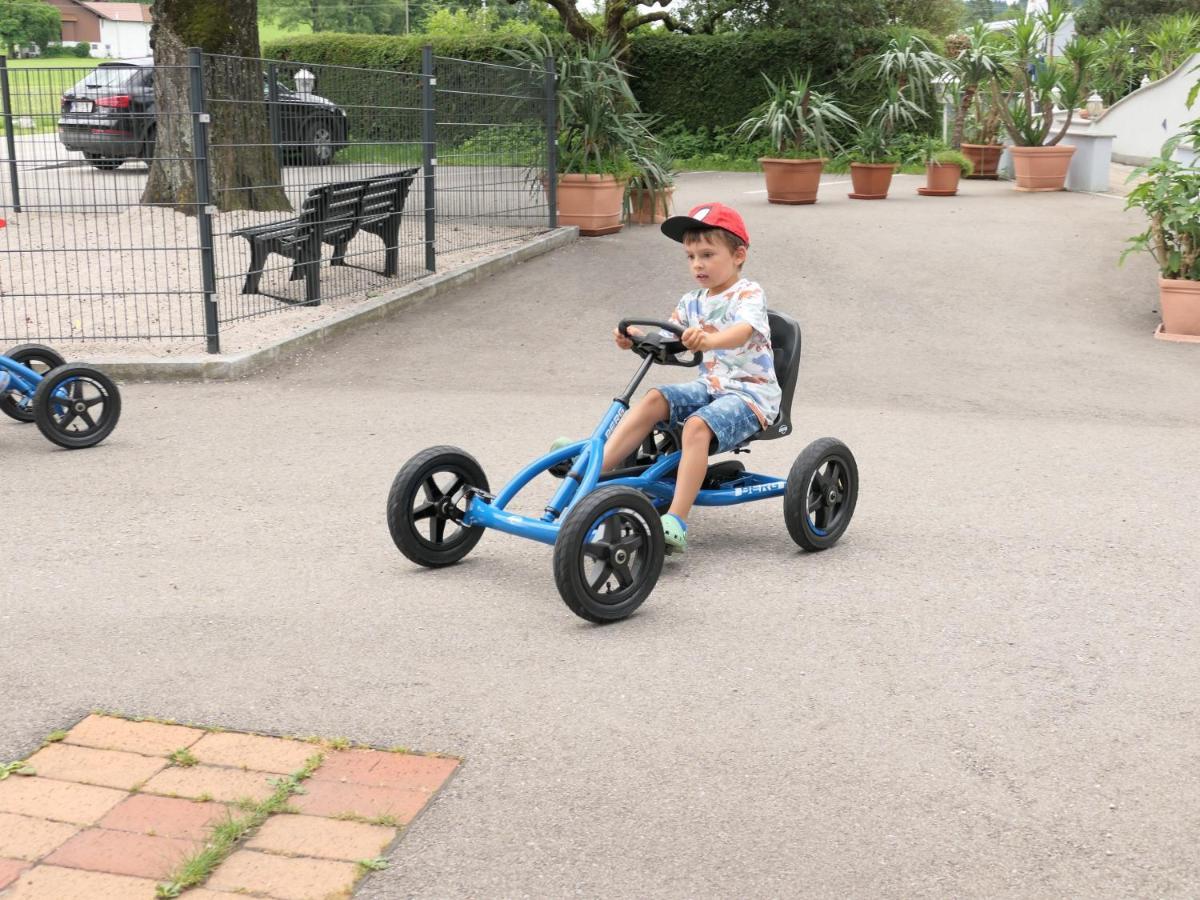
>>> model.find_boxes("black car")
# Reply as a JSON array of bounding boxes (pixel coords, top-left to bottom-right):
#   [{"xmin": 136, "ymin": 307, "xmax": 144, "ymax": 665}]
[{"xmin": 58, "ymin": 58, "xmax": 349, "ymax": 169}]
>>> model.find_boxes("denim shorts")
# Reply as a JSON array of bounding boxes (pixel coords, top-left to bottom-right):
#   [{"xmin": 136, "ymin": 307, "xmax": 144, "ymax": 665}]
[{"xmin": 654, "ymin": 381, "xmax": 763, "ymax": 454}]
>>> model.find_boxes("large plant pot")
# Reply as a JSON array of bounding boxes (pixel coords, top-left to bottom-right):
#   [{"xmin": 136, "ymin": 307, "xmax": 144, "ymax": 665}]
[
  {"xmin": 918, "ymin": 163, "xmax": 961, "ymax": 197},
  {"xmin": 1156, "ymin": 277, "xmax": 1200, "ymax": 340},
  {"xmin": 627, "ymin": 186, "xmax": 674, "ymax": 224},
  {"xmin": 848, "ymin": 163, "xmax": 897, "ymax": 200},
  {"xmin": 1009, "ymin": 145, "xmax": 1076, "ymax": 192},
  {"xmin": 962, "ymin": 143, "xmax": 1002, "ymax": 179},
  {"xmin": 556, "ymin": 174, "xmax": 625, "ymax": 236},
  {"xmin": 758, "ymin": 157, "xmax": 826, "ymax": 205}
]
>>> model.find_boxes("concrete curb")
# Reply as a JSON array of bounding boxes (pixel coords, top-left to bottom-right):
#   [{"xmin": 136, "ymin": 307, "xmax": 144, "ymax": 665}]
[{"xmin": 82, "ymin": 227, "xmax": 579, "ymax": 381}]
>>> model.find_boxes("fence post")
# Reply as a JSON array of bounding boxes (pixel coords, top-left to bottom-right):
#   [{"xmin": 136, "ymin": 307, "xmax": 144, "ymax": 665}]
[
  {"xmin": 0, "ymin": 56, "xmax": 22, "ymax": 214},
  {"xmin": 267, "ymin": 62, "xmax": 282, "ymax": 169},
  {"xmin": 187, "ymin": 47, "xmax": 221, "ymax": 355},
  {"xmin": 543, "ymin": 56, "xmax": 556, "ymax": 229},
  {"xmin": 421, "ymin": 45, "xmax": 436, "ymax": 273}
]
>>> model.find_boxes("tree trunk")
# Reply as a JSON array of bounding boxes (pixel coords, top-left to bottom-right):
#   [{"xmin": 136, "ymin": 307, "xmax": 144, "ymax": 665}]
[
  {"xmin": 142, "ymin": 0, "xmax": 291, "ymax": 214},
  {"xmin": 952, "ymin": 85, "xmax": 976, "ymax": 149}
]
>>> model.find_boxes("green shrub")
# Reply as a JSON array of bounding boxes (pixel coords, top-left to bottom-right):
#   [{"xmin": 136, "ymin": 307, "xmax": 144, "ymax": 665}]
[{"xmin": 261, "ymin": 28, "xmax": 922, "ymax": 132}]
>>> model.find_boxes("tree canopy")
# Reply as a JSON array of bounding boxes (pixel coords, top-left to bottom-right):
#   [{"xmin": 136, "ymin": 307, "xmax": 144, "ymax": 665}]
[
  {"xmin": 0, "ymin": 0, "xmax": 60, "ymax": 56},
  {"xmin": 1076, "ymin": 0, "xmax": 1200, "ymax": 33}
]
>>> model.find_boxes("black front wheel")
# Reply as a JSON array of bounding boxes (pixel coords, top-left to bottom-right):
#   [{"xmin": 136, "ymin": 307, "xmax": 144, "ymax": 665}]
[
  {"xmin": 553, "ymin": 487, "xmax": 664, "ymax": 623},
  {"xmin": 1, "ymin": 344, "xmax": 67, "ymax": 422},
  {"xmin": 84, "ymin": 153, "xmax": 123, "ymax": 170},
  {"xmin": 387, "ymin": 446, "xmax": 489, "ymax": 568},
  {"xmin": 33, "ymin": 365, "xmax": 122, "ymax": 449},
  {"xmin": 303, "ymin": 119, "xmax": 336, "ymax": 166},
  {"xmin": 784, "ymin": 438, "xmax": 858, "ymax": 551}
]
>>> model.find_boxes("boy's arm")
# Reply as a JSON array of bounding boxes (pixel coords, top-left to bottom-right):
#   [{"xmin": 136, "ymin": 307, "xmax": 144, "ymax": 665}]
[{"xmin": 681, "ymin": 322, "xmax": 753, "ymax": 353}]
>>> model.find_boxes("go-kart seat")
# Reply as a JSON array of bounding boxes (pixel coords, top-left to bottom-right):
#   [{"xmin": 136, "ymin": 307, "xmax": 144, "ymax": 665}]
[{"xmin": 746, "ymin": 309, "xmax": 802, "ymax": 442}]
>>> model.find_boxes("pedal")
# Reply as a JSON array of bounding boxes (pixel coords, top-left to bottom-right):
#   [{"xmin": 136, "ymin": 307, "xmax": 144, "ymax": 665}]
[{"xmin": 701, "ymin": 460, "xmax": 746, "ymax": 490}]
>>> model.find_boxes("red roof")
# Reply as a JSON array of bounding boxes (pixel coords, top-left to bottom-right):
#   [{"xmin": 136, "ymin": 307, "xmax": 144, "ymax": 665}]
[{"xmin": 79, "ymin": 2, "xmax": 153, "ymax": 23}]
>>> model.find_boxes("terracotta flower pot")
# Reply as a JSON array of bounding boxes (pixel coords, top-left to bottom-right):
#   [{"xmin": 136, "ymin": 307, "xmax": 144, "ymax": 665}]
[
  {"xmin": 962, "ymin": 143, "xmax": 1002, "ymax": 179},
  {"xmin": 758, "ymin": 157, "xmax": 826, "ymax": 205},
  {"xmin": 627, "ymin": 186, "xmax": 674, "ymax": 224},
  {"xmin": 848, "ymin": 163, "xmax": 897, "ymax": 200},
  {"xmin": 555, "ymin": 174, "xmax": 625, "ymax": 236},
  {"xmin": 1009, "ymin": 145, "xmax": 1076, "ymax": 192},
  {"xmin": 1157, "ymin": 277, "xmax": 1200, "ymax": 339},
  {"xmin": 918, "ymin": 163, "xmax": 961, "ymax": 196}
]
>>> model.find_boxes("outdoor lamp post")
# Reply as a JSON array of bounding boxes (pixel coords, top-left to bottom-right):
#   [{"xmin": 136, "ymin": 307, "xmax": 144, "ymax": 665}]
[
  {"xmin": 1086, "ymin": 92, "xmax": 1104, "ymax": 118},
  {"xmin": 294, "ymin": 69, "xmax": 315, "ymax": 94}
]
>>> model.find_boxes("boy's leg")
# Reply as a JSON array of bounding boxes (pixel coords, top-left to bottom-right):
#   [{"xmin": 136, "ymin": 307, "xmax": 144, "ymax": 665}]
[
  {"xmin": 600, "ymin": 389, "xmax": 669, "ymax": 472},
  {"xmin": 667, "ymin": 415, "xmax": 714, "ymax": 523}
]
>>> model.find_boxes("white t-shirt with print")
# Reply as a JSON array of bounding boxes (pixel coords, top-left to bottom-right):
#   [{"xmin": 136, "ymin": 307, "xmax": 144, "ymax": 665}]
[{"xmin": 668, "ymin": 278, "xmax": 781, "ymax": 427}]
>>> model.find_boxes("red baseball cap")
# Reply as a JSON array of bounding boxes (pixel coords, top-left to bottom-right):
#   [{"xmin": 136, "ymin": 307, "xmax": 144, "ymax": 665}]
[{"xmin": 661, "ymin": 202, "xmax": 750, "ymax": 246}]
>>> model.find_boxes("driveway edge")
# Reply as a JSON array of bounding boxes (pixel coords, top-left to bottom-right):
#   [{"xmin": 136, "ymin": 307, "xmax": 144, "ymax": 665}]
[{"xmin": 81, "ymin": 227, "xmax": 579, "ymax": 381}]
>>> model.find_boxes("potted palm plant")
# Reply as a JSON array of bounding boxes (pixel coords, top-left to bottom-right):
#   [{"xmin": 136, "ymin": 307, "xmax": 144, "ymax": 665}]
[
  {"xmin": 989, "ymin": 0, "xmax": 1100, "ymax": 192},
  {"xmin": 736, "ymin": 71, "xmax": 854, "ymax": 205},
  {"xmin": 626, "ymin": 146, "xmax": 677, "ymax": 225},
  {"xmin": 847, "ymin": 124, "xmax": 900, "ymax": 199},
  {"xmin": 950, "ymin": 23, "xmax": 1005, "ymax": 177},
  {"xmin": 1123, "ymin": 137, "xmax": 1200, "ymax": 341},
  {"xmin": 911, "ymin": 137, "xmax": 974, "ymax": 196},
  {"xmin": 511, "ymin": 38, "xmax": 654, "ymax": 236}
]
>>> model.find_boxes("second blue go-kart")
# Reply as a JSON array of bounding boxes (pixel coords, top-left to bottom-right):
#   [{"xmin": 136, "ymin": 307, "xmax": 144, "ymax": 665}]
[
  {"xmin": 386, "ymin": 312, "xmax": 858, "ymax": 623},
  {"xmin": 1, "ymin": 343, "xmax": 122, "ymax": 449}
]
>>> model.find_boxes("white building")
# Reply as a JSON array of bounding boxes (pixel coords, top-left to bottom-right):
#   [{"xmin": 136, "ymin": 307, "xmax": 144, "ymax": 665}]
[{"xmin": 47, "ymin": 1, "xmax": 153, "ymax": 59}]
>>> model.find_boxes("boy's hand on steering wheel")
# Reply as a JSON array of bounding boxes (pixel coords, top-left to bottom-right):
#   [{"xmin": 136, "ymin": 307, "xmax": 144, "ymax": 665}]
[
  {"xmin": 614, "ymin": 325, "xmax": 642, "ymax": 350},
  {"xmin": 680, "ymin": 326, "xmax": 710, "ymax": 353}
]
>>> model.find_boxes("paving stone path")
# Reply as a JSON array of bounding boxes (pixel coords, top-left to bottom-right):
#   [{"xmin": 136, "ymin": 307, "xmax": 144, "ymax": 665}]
[{"xmin": 0, "ymin": 715, "xmax": 457, "ymax": 899}]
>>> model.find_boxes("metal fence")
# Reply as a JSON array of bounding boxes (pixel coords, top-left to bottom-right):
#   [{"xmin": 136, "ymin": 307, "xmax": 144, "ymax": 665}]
[{"xmin": 0, "ymin": 49, "xmax": 554, "ymax": 352}]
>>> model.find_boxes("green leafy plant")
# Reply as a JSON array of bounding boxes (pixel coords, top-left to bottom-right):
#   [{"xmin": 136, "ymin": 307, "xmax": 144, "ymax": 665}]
[
  {"xmin": 357, "ymin": 856, "xmax": 390, "ymax": 872},
  {"xmin": 0, "ymin": 761, "xmax": 35, "ymax": 780},
  {"xmin": 853, "ymin": 34, "xmax": 950, "ymax": 108},
  {"xmin": 950, "ymin": 23, "xmax": 1005, "ymax": 147},
  {"xmin": 1122, "ymin": 134, "xmax": 1200, "ymax": 280},
  {"xmin": 934, "ymin": 148, "xmax": 975, "ymax": 175},
  {"xmin": 1091, "ymin": 22, "xmax": 1141, "ymax": 105},
  {"xmin": 168, "ymin": 748, "xmax": 198, "ymax": 768},
  {"xmin": 846, "ymin": 124, "xmax": 896, "ymax": 164},
  {"xmin": 735, "ymin": 70, "xmax": 855, "ymax": 160},
  {"xmin": 508, "ymin": 37, "xmax": 649, "ymax": 179},
  {"xmin": 1145, "ymin": 13, "xmax": 1200, "ymax": 80},
  {"xmin": 991, "ymin": 1, "xmax": 1102, "ymax": 146}
]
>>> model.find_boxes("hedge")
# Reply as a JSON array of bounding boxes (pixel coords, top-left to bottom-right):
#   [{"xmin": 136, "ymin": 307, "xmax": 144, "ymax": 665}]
[{"xmin": 261, "ymin": 26, "xmax": 941, "ymax": 134}]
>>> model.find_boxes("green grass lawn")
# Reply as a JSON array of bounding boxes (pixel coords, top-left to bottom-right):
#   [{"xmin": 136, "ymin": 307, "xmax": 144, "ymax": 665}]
[
  {"xmin": 258, "ymin": 20, "xmax": 312, "ymax": 45},
  {"xmin": 1, "ymin": 58, "xmax": 113, "ymax": 134}
]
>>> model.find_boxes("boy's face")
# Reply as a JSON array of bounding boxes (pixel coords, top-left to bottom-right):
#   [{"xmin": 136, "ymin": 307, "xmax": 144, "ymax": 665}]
[{"xmin": 683, "ymin": 231, "xmax": 746, "ymax": 294}]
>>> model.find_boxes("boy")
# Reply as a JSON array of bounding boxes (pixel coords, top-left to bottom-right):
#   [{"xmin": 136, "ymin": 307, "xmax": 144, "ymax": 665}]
[{"xmin": 601, "ymin": 202, "xmax": 779, "ymax": 554}]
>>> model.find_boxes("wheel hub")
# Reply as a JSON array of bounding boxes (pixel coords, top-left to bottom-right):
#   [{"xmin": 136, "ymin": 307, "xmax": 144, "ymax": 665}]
[
  {"xmin": 613, "ymin": 548, "xmax": 629, "ymax": 566},
  {"xmin": 74, "ymin": 401, "xmax": 87, "ymax": 413}
]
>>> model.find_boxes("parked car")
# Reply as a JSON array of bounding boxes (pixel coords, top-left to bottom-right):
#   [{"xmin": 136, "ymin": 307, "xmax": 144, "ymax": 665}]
[{"xmin": 58, "ymin": 58, "xmax": 350, "ymax": 169}]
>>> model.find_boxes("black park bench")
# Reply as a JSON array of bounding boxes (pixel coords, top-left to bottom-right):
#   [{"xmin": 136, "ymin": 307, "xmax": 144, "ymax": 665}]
[{"xmin": 232, "ymin": 168, "xmax": 419, "ymax": 306}]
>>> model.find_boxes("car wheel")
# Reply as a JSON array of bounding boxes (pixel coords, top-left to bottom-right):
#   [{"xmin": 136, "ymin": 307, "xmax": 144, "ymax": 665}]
[
  {"xmin": 303, "ymin": 119, "xmax": 335, "ymax": 166},
  {"xmin": 84, "ymin": 153, "xmax": 122, "ymax": 170}
]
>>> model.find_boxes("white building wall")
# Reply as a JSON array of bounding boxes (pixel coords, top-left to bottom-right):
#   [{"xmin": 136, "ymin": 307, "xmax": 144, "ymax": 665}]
[
  {"xmin": 1085, "ymin": 53, "xmax": 1200, "ymax": 164},
  {"xmin": 98, "ymin": 19, "xmax": 151, "ymax": 59}
]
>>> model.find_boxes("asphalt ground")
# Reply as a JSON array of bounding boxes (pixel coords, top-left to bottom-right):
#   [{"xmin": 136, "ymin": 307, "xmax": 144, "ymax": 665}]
[{"xmin": 2, "ymin": 172, "xmax": 1198, "ymax": 898}]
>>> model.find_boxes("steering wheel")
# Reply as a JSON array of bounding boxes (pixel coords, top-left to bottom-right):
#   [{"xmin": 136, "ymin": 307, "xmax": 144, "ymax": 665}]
[{"xmin": 617, "ymin": 319, "xmax": 703, "ymax": 368}]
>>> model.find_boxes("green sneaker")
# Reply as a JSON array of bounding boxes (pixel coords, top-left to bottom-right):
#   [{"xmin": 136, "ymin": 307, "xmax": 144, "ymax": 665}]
[
  {"xmin": 661, "ymin": 514, "xmax": 688, "ymax": 554},
  {"xmin": 549, "ymin": 436, "xmax": 575, "ymax": 479}
]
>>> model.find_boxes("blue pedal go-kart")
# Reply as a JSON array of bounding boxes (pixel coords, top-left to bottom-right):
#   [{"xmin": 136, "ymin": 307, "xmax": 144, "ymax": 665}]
[
  {"xmin": 0, "ymin": 344, "xmax": 122, "ymax": 449},
  {"xmin": 386, "ymin": 312, "xmax": 858, "ymax": 623}
]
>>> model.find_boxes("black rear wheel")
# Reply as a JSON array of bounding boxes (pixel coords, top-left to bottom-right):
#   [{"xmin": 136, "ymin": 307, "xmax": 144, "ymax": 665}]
[
  {"xmin": 33, "ymin": 365, "xmax": 122, "ymax": 449},
  {"xmin": 553, "ymin": 487, "xmax": 664, "ymax": 623},
  {"xmin": 84, "ymin": 153, "xmax": 122, "ymax": 170},
  {"xmin": 784, "ymin": 438, "xmax": 858, "ymax": 551},
  {"xmin": 303, "ymin": 119, "xmax": 335, "ymax": 165},
  {"xmin": 387, "ymin": 446, "xmax": 488, "ymax": 568},
  {"xmin": 2, "ymin": 344, "xmax": 67, "ymax": 423}
]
